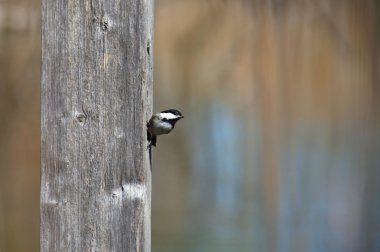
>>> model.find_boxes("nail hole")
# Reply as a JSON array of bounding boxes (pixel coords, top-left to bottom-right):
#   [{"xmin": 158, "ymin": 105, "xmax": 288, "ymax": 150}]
[{"xmin": 101, "ymin": 21, "xmax": 108, "ymax": 31}]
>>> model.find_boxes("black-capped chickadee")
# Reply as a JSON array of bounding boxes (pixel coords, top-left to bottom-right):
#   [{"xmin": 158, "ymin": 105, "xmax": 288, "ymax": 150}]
[{"xmin": 147, "ymin": 109, "xmax": 184, "ymax": 148}]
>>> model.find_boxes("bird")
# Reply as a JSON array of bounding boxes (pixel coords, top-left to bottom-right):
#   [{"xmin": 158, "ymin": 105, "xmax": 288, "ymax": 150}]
[{"xmin": 147, "ymin": 109, "xmax": 184, "ymax": 148}]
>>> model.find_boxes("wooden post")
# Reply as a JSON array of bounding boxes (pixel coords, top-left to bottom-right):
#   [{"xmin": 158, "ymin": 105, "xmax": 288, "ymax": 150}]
[{"xmin": 41, "ymin": 0, "xmax": 153, "ymax": 251}]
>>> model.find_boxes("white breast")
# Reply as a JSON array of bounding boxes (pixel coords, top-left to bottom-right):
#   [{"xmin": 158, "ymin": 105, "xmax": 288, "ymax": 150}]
[{"xmin": 149, "ymin": 119, "xmax": 173, "ymax": 135}]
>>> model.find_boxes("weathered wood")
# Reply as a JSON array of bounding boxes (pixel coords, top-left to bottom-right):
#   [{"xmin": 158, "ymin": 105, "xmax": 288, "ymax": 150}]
[{"xmin": 41, "ymin": 0, "xmax": 153, "ymax": 251}]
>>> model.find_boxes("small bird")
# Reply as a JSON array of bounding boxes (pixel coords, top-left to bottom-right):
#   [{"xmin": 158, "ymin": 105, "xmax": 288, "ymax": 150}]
[{"xmin": 147, "ymin": 109, "xmax": 184, "ymax": 148}]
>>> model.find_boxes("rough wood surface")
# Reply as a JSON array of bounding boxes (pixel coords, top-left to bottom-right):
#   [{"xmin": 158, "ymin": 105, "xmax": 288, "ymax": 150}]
[{"xmin": 41, "ymin": 0, "xmax": 153, "ymax": 251}]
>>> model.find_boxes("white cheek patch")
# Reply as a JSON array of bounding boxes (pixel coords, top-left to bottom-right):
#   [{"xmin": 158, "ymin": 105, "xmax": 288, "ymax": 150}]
[{"xmin": 160, "ymin": 113, "xmax": 181, "ymax": 120}]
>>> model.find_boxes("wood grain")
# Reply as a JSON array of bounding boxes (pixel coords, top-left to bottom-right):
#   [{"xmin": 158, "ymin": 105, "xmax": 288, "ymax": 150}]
[{"xmin": 41, "ymin": 0, "xmax": 153, "ymax": 251}]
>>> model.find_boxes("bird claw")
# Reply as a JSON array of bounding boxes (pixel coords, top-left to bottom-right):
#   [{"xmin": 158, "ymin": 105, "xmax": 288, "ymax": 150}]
[{"xmin": 146, "ymin": 131, "xmax": 156, "ymax": 150}]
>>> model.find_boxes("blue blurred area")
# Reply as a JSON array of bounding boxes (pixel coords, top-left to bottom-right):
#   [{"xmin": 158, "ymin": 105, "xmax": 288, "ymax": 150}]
[{"xmin": 188, "ymin": 103, "xmax": 246, "ymax": 250}]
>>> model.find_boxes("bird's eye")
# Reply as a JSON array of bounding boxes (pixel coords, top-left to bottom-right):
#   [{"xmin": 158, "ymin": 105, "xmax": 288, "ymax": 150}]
[{"xmin": 162, "ymin": 118, "xmax": 168, "ymax": 122}]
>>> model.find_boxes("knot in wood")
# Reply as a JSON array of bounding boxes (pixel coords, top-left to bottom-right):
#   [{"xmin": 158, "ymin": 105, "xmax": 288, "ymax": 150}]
[{"xmin": 76, "ymin": 113, "xmax": 86, "ymax": 123}]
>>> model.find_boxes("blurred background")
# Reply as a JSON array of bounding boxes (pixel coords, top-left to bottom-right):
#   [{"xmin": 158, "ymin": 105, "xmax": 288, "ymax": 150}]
[{"xmin": 0, "ymin": 0, "xmax": 379, "ymax": 251}]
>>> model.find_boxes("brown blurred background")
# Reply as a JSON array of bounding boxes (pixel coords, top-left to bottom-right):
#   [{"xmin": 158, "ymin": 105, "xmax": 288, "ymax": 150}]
[{"xmin": 1, "ymin": 0, "xmax": 379, "ymax": 251}]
